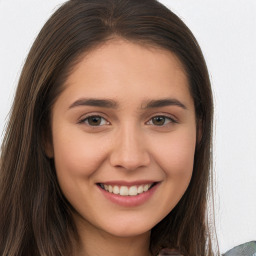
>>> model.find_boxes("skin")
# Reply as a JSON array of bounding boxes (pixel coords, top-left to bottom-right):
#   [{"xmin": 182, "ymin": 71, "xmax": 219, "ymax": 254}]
[{"xmin": 48, "ymin": 38, "xmax": 197, "ymax": 256}]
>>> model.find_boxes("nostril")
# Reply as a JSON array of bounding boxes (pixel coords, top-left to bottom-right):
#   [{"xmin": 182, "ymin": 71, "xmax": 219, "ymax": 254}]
[
  {"xmin": 109, "ymin": 154, "xmax": 150, "ymax": 170},
  {"xmin": 109, "ymin": 132, "xmax": 151, "ymax": 170}
]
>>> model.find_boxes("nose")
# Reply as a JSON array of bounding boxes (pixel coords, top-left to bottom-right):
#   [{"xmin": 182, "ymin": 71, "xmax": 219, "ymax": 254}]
[{"xmin": 109, "ymin": 125, "xmax": 151, "ymax": 171}]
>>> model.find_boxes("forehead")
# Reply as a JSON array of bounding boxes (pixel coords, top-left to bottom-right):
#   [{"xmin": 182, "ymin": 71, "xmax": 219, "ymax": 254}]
[{"xmin": 59, "ymin": 38, "xmax": 192, "ymax": 108}]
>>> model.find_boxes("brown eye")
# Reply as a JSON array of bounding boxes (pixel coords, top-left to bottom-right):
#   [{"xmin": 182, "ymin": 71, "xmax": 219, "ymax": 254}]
[
  {"xmin": 152, "ymin": 116, "xmax": 166, "ymax": 126},
  {"xmin": 87, "ymin": 116, "xmax": 102, "ymax": 126},
  {"xmin": 147, "ymin": 115, "xmax": 176, "ymax": 126},
  {"xmin": 81, "ymin": 116, "xmax": 109, "ymax": 126}
]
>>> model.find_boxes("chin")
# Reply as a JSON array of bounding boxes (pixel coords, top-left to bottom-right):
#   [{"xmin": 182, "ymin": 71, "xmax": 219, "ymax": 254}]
[
  {"xmin": 104, "ymin": 225, "xmax": 151, "ymax": 238},
  {"xmin": 96, "ymin": 215, "xmax": 160, "ymax": 238}
]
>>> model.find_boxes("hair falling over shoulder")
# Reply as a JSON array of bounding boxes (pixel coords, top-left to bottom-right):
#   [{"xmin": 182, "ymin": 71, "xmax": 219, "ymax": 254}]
[{"xmin": 0, "ymin": 0, "xmax": 219, "ymax": 255}]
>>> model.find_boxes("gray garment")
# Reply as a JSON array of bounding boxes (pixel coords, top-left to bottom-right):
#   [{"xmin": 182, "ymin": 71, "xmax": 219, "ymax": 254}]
[
  {"xmin": 157, "ymin": 241, "xmax": 256, "ymax": 256},
  {"xmin": 223, "ymin": 241, "xmax": 256, "ymax": 256}
]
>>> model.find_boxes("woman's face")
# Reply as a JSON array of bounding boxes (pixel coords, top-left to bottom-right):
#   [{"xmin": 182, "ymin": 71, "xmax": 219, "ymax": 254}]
[{"xmin": 48, "ymin": 39, "xmax": 197, "ymax": 238}]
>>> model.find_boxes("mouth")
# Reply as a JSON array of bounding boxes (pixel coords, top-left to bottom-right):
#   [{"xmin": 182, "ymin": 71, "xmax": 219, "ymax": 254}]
[{"xmin": 97, "ymin": 182, "xmax": 158, "ymax": 197}]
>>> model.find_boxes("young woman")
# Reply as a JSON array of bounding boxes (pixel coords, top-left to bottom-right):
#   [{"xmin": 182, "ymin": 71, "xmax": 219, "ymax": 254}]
[{"xmin": 0, "ymin": 0, "xmax": 218, "ymax": 255}]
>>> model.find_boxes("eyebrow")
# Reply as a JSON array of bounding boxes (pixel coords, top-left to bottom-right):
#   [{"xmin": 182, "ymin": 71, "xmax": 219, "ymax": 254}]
[
  {"xmin": 69, "ymin": 98, "xmax": 118, "ymax": 109},
  {"xmin": 69, "ymin": 98, "xmax": 187, "ymax": 110},
  {"xmin": 142, "ymin": 98, "xmax": 187, "ymax": 110}
]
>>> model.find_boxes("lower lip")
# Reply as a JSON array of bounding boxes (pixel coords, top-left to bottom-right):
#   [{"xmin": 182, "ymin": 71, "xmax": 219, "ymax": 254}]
[{"xmin": 98, "ymin": 183, "xmax": 160, "ymax": 207}]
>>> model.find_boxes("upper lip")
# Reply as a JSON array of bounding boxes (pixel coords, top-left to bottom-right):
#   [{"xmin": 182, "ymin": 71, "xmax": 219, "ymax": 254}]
[{"xmin": 97, "ymin": 180, "xmax": 159, "ymax": 186}]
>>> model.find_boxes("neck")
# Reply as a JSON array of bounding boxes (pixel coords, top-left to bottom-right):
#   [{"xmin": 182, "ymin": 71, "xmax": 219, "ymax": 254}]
[{"xmin": 73, "ymin": 215, "xmax": 152, "ymax": 256}]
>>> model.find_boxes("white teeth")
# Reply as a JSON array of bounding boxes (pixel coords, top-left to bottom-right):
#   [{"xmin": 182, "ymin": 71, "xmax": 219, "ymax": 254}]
[
  {"xmin": 143, "ymin": 184, "xmax": 149, "ymax": 192},
  {"xmin": 113, "ymin": 186, "xmax": 119, "ymax": 194},
  {"xmin": 120, "ymin": 186, "xmax": 129, "ymax": 196},
  {"xmin": 100, "ymin": 183, "xmax": 153, "ymax": 196},
  {"xmin": 128, "ymin": 186, "xmax": 137, "ymax": 196},
  {"xmin": 137, "ymin": 185, "xmax": 144, "ymax": 194}
]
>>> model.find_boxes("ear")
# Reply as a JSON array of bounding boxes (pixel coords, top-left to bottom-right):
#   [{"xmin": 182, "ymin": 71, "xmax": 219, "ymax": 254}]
[
  {"xmin": 196, "ymin": 119, "xmax": 202, "ymax": 144},
  {"xmin": 42, "ymin": 127, "xmax": 54, "ymax": 158},
  {"xmin": 44, "ymin": 138, "xmax": 54, "ymax": 158}
]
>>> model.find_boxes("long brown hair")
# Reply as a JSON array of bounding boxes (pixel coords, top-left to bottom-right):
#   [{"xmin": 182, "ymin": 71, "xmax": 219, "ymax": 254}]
[{"xmin": 0, "ymin": 0, "xmax": 218, "ymax": 255}]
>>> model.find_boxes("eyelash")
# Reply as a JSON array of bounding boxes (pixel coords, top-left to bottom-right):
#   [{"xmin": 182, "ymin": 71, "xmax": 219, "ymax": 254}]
[
  {"xmin": 78, "ymin": 115, "xmax": 110, "ymax": 126},
  {"xmin": 78, "ymin": 114, "xmax": 178, "ymax": 127},
  {"xmin": 146, "ymin": 115, "xmax": 178, "ymax": 126}
]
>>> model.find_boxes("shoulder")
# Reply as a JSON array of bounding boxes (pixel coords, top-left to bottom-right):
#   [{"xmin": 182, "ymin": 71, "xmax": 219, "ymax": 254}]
[{"xmin": 223, "ymin": 241, "xmax": 256, "ymax": 256}]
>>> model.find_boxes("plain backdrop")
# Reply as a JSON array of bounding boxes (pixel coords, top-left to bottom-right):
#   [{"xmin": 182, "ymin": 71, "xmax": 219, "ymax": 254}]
[{"xmin": 0, "ymin": 0, "xmax": 255, "ymax": 253}]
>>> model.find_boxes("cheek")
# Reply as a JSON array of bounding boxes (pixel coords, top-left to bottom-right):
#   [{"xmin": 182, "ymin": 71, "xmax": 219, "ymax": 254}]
[
  {"xmin": 52, "ymin": 126, "xmax": 108, "ymax": 178},
  {"xmin": 150, "ymin": 130, "xmax": 196, "ymax": 214},
  {"xmin": 165, "ymin": 139, "xmax": 195, "ymax": 175},
  {"xmin": 151, "ymin": 128, "xmax": 196, "ymax": 176}
]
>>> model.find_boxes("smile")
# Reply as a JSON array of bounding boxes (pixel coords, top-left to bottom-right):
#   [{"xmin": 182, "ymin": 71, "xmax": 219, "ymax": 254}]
[{"xmin": 98, "ymin": 183, "xmax": 156, "ymax": 196}]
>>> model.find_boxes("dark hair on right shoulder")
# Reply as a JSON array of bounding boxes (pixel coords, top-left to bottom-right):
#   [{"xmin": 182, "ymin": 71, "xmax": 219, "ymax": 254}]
[{"xmin": 0, "ymin": 0, "xmax": 219, "ymax": 255}]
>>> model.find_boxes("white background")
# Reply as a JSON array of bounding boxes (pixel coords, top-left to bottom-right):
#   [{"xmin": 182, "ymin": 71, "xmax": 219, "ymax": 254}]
[{"xmin": 0, "ymin": 0, "xmax": 255, "ymax": 253}]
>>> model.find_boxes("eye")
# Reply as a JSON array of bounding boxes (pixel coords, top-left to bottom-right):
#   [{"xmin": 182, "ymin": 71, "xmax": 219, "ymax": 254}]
[
  {"xmin": 79, "ymin": 115, "xmax": 109, "ymax": 126},
  {"xmin": 147, "ymin": 115, "xmax": 177, "ymax": 126}
]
